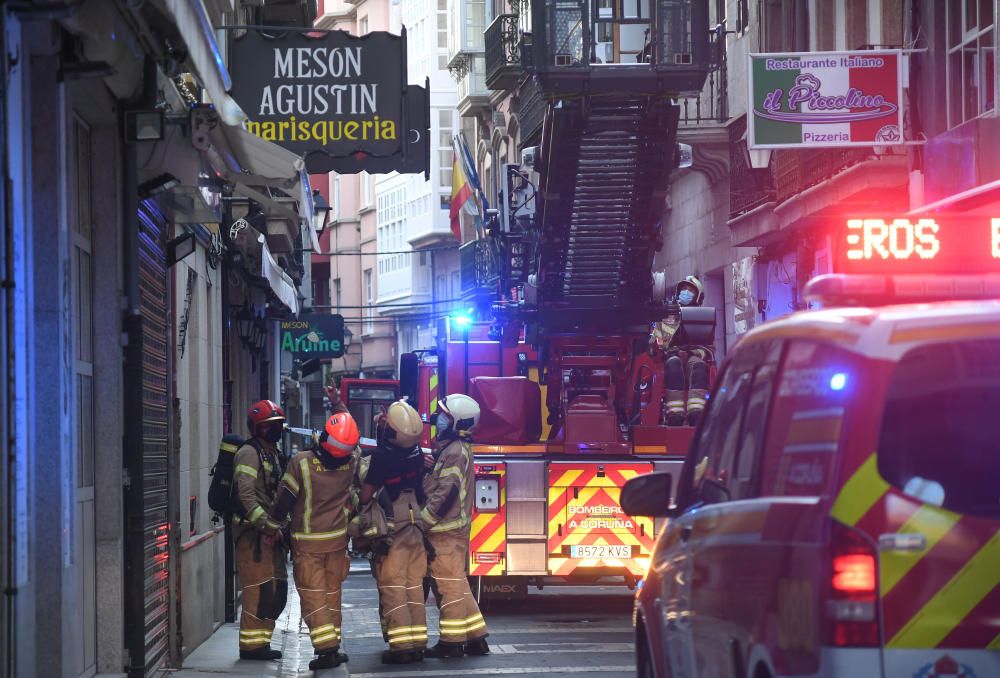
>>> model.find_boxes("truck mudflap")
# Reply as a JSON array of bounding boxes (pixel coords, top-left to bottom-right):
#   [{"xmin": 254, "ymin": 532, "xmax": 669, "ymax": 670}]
[{"xmin": 547, "ymin": 462, "xmax": 655, "ymax": 577}]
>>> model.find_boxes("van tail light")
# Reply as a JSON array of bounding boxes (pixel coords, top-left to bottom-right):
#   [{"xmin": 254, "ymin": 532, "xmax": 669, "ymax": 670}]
[{"xmin": 825, "ymin": 521, "xmax": 879, "ymax": 647}]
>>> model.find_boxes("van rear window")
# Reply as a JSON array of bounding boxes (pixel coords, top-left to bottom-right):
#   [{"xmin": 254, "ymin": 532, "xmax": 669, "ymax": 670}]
[{"xmin": 877, "ymin": 338, "xmax": 1000, "ymax": 518}]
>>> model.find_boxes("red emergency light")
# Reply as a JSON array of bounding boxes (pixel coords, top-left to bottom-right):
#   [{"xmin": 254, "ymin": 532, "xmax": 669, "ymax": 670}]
[{"xmin": 833, "ymin": 216, "xmax": 1000, "ymax": 275}]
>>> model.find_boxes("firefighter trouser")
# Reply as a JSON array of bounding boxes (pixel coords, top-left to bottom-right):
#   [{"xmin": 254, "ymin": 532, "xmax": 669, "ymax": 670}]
[
  {"xmin": 428, "ymin": 529, "xmax": 487, "ymax": 645},
  {"xmin": 292, "ymin": 541, "xmax": 350, "ymax": 653},
  {"xmin": 235, "ymin": 529, "xmax": 288, "ymax": 651},
  {"xmin": 375, "ymin": 492, "xmax": 428, "ymax": 652},
  {"xmin": 664, "ymin": 353, "xmax": 709, "ymax": 425}
]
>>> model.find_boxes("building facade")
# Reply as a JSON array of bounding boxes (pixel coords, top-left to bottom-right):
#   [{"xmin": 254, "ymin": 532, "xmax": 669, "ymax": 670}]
[{"xmin": 1, "ymin": 0, "xmax": 317, "ymax": 675}]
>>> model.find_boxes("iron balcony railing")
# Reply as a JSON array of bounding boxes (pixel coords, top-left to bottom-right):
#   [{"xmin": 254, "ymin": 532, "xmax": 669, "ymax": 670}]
[
  {"xmin": 485, "ymin": 13, "xmax": 521, "ymax": 90},
  {"xmin": 515, "ymin": 75, "xmax": 546, "ymax": 145}
]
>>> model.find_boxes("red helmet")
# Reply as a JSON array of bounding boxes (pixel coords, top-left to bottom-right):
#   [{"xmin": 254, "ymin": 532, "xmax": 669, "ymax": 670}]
[
  {"xmin": 247, "ymin": 399, "xmax": 286, "ymax": 435},
  {"xmin": 319, "ymin": 412, "xmax": 360, "ymax": 458}
]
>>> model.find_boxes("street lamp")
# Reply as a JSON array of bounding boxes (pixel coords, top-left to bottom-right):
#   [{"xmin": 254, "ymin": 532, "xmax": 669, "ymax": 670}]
[
  {"xmin": 312, "ymin": 189, "xmax": 331, "ymax": 236},
  {"xmin": 235, "ymin": 305, "xmax": 255, "ymax": 347}
]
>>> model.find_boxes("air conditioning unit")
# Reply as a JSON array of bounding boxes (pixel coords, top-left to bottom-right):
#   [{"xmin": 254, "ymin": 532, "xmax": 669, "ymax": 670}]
[{"xmin": 521, "ymin": 146, "xmax": 539, "ymax": 171}]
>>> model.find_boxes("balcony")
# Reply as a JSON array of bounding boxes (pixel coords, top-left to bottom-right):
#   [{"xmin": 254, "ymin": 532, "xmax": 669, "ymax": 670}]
[
  {"xmin": 456, "ymin": 54, "xmax": 490, "ymax": 117},
  {"xmin": 485, "ymin": 13, "xmax": 521, "ymax": 91}
]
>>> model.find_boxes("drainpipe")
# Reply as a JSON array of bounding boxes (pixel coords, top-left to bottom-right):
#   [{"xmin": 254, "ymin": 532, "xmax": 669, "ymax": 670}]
[{"xmin": 220, "ymin": 182, "xmax": 236, "ymax": 623}]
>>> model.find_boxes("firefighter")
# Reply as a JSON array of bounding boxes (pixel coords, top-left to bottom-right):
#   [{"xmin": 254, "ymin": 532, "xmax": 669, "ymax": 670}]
[
  {"xmin": 663, "ymin": 276, "xmax": 711, "ymax": 426},
  {"xmin": 233, "ymin": 400, "xmax": 288, "ymax": 661},
  {"xmin": 269, "ymin": 411, "xmax": 360, "ymax": 671},
  {"xmin": 360, "ymin": 400, "xmax": 429, "ymax": 665},
  {"xmin": 421, "ymin": 394, "xmax": 490, "ymax": 658}
]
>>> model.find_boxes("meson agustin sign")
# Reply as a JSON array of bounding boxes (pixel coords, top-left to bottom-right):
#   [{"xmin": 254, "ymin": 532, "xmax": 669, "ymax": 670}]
[
  {"xmin": 748, "ymin": 50, "xmax": 903, "ymax": 149},
  {"xmin": 280, "ymin": 314, "xmax": 345, "ymax": 359},
  {"xmin": 230, "ymin": 29, "xmax": 428, "ymax": 175}
]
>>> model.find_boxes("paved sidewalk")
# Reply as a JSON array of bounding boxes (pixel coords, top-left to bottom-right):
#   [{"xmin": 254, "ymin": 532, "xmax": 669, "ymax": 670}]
[{"xmin": 169, "ymin": 561, "xmax": 375, "ymax": 677}]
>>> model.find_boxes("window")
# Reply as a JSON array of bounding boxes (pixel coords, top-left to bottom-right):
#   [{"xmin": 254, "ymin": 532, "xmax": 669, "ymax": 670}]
[
  {"xmin": 877, "ymin": 339, "xmax": 1000, "ymax": 517},
  {"xmin": 762, "ymin": 0, "xmax": 809, "ymax": 52},
  {"xmin": 364, "ymin": 269, "xmax": 374, "ymax": 334},
  {"xmin": 72, "ymin": 116, "xmax": 95, "ymax": 492},
  {"xmin": 332, "ymin": 175, "xmax": 341, "ymax": 221},
  {"xmin": 451, "ymin": 271, "xmax": 461, "ymax": 305},
  {"xmin": 334, "ymin": 278, "xmax": 342, "ymax": 312},
  {"xmin": 359, "ymin": 16, "xmax": 369, "ymax": 35},
  {"xmin": 760, "ymin": 341, "xmax": 860, "ymax": 498},
  {"xmin": 946, "ymin": 0, "xmax": 995, "ymax": 128},
  {"xmin": 845, "ymin": 0, "xmax": 868, "ymax": 49},
  {"xmin": 361, "ymin": 172, "xmax": 372, "ymax": 207}
]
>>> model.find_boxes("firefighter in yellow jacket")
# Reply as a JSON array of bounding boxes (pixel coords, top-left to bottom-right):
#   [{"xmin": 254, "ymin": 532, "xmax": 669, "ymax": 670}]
[
  {"xmin": 420, "ymin": 393, "xmax": 489, "ymax": 658},
  {"xmin": 360, "ymin": 400, "xmax": 429, "ymax": 665},
  {"xmin": 233, "ymin": 400, "xmax": 288, "ymax": 661},
  {"xmin": 270, "ymin": 411, "xmax": 360, "ymax": 670}
]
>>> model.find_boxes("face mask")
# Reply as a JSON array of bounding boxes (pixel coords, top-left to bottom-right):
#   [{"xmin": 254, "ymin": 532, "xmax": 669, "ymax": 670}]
[
  {"xmin": 261, "ymin": 424, "xmax": 283, "ymax": 444},
  {"xmin": 435, "ymin": 413, "xmax": 452, "ymax": 437},
  {"xmin": 678, "ymin": 289, "xmax": 695, "ymax": 306}
]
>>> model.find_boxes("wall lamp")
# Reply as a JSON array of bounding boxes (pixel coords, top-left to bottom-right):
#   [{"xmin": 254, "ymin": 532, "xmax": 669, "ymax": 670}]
[
  {"xmin": 166, "ymin": 232, "xmax": 196, "ymax": 267},
  {"xmin": 312, "ymin": 189, "xmax": 331, "ymax": 235}
]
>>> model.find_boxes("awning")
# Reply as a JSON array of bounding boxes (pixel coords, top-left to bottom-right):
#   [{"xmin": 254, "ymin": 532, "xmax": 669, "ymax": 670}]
[
  {"xmin": 207, "ymin": 124, "xmax": 321, "ymax": 253},
  {"xmin": 259, "ymin": 234, "xmax": 301, "ymax": 315},
  {"xmin": 162, "ymin": 0, "xmax": 247, "ymax": 126},
  {"xmin": 906, "ymin": 179, "xmax": 1000, "ymax": 215}
]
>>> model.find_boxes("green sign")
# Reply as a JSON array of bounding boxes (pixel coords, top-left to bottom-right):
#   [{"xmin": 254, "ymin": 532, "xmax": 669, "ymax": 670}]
[{"xmin": 280, "ymin": 313, "xmax": 345, "ymax": 358}]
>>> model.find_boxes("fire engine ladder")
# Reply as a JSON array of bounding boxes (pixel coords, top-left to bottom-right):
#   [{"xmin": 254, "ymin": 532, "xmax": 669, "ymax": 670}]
[{"xmin": 539, "ymin": 95, "xmax": 679, "ymax": 311}]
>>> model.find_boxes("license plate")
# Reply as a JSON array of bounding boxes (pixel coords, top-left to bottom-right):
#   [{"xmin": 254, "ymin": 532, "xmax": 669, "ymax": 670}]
[{"xmin": 569, "ymin": 544, "xmax": 632, "ymax": 559}]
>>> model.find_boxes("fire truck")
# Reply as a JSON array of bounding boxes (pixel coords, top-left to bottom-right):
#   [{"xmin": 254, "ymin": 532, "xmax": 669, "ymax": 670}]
[{"xmin": 395, "ymin": 2, "xmax": 718, "ymax": 598}]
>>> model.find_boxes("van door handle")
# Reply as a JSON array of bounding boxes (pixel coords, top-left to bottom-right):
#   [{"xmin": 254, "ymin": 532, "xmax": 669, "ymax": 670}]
[
  {"xmin": 680, "ymin": 525, "xmax": 693, "ymax": 543},
  {"xmin": 879, "ymin": 533, "xmax": 927, "ymax": 552}
]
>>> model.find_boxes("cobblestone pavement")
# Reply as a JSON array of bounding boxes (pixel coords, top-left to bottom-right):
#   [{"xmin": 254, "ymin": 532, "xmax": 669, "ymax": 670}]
[{"xmin": 172, "ymin": 558, "xmax": 636, "ymax": 677}]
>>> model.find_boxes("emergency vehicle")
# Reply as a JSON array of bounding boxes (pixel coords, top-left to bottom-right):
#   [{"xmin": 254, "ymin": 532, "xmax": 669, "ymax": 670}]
[{"xmin": 623, "ymin": 214, "xmax": 1000, "ymax": 677}]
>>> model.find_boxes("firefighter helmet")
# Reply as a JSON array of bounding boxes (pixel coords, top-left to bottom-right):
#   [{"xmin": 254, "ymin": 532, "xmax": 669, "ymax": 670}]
[
  {"xmin": 320, "ymin": 411, "xmax": 360, "ymax": 458},
  {"xmin": 247, "ymin": 399, "xmax": 286, "ymax": 435},
  {"xmin": 676, "ymin": 275, "xmax": 705, "ymax": 306},
  {"xmin": 438, "ymin": 394, "xmax": 480, "ymax": 437},
  {"xmin": 380, "ymin": 400, "xmax": 423, "ymax": 448}
]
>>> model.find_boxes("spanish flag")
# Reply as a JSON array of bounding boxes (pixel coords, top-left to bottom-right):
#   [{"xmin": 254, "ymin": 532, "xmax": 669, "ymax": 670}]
[{"xmin": 449, "ymin": 144, "xmax": 474, "ymax": 241}]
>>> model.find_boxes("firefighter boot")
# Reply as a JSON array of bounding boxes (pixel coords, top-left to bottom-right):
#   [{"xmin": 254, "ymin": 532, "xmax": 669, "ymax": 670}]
[
  {"xmin": 424, "ymin": 642, "xmax": 465, "ymax": 658},
  {"xmin": 381, "ymin": 649, "xmax": 417, "ymax": 664},
  {"xmin": 239, "ymin": 645, "xmax": 282, "ymax": 661},
  {"xmin": 686, "ymin": 358, "xmax": 710, "ymax": 427},
  {"xmin": 663, "ymin": 356, "xmax": 686, "ymax": 426},
  {"xmin": 465, "ymin": 637, "xmax": 491, "ymax": 655},
  {"xmin": 309, "ymin": 648, "xmax": 348, "ymax": 670}
]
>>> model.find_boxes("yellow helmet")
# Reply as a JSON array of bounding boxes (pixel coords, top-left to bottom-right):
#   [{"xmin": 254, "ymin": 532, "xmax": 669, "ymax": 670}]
[{"xmin": 381, "ymin": 399, "xmax": 423, "ymax": 448}]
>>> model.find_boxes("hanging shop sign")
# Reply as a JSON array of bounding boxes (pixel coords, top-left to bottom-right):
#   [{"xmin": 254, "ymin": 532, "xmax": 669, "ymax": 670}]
[
  {"xmin": 748, "ymin": 50, "xmax": 903, "ymax": 149},
  {"xmin": 280, "ymin": 313, "xmax": 346, "ymax": 359},
  {"xmin": 230, "ymin": 29, "xmax": 429, "ymax": 176}
]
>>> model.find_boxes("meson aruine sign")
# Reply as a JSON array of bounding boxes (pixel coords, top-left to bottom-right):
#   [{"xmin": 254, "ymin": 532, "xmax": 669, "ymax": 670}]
[
  {"xmin": 230, "ymin": 29, "xmax": 429, "ymax": 176},
  {"xmin": 748, "ymin": 50, "xmax": 904, "ymax": 149},
  {"xmin": 280, "ymin": 314, "xmax": 346, "ymax": 359}
]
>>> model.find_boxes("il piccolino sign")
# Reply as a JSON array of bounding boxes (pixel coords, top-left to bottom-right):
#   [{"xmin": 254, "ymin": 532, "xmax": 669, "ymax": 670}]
[
  {"xmin": 230, "ymin": 29, "xmax": 429, "ymax": 176},
  {"xmin": 280, "ymin": 314, "xmax": 345, "ymax": 359},
  {"xmin": 748, "ymin": 50, "xmax": 903, "ymax": 149}
]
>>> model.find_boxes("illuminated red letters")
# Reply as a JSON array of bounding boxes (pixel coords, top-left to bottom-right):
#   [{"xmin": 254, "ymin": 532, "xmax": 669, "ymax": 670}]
[
  {"xmin": 993, "ymin": 219, "xmax": 1000, "ymax": 259},
  {"xmin": 845, "ymin": 219, "xmax": 940, "ymax": 261}
]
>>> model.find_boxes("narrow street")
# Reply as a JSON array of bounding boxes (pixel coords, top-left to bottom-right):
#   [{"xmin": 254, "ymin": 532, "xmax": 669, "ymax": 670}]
[{"xmin": 173, "ymin": 559, "xmax": 637, "ymax": 678}]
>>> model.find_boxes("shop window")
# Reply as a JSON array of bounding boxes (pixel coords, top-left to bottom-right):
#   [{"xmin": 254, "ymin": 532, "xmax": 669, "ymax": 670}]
[{"xmin": 946, "ymin": 0, "xmax": 995, "ymax": 128}]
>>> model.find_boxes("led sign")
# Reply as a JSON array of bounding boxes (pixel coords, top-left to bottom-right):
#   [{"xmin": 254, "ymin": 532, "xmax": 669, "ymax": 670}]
[{"xmin": 834, "ymin": 217, "xmax": 1000, "ymax": 274}]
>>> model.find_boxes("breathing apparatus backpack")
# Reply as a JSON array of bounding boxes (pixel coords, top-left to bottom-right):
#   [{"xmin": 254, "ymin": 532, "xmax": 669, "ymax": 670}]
[{"xmin": 208, "ymin": 434, "xmax": 263, "ymax": 518}]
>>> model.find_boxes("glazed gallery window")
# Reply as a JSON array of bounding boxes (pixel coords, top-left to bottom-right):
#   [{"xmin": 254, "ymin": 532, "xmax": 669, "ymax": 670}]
[{"xmin": 947, "ymin": 0, "xmax": 995, "ymax": 128}]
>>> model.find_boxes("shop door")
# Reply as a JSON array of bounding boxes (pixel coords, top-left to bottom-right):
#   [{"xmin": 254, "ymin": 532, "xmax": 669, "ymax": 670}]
[{"xmin": 70, "ymin": 114, "xmax": 97, "ymax": 678}]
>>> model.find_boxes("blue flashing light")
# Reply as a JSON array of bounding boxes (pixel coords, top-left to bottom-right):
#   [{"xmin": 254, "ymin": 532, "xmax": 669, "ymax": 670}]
[
  {"xmin": 830, "ymin": 372, "xmax": 848, "ymax": 391},
  {"xmin": 451, "ymin": 314, "xmax": 473, "ymax": 329}
]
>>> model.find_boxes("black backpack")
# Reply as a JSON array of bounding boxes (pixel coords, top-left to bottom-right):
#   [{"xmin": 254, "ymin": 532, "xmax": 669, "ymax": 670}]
[{"xmin": 208, "ymin": 434, "xmax": 263, "ymax": 518}]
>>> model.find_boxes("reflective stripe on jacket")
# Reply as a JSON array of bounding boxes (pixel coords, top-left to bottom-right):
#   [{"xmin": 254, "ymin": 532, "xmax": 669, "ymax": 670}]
[
  {"xmin": 420, "ymin": 439, "xmax": 474, "ymax": 534},
  {"xmin": 233, "ymin": 441, "xmax": 282, "ymax": 539},
  {"xmin": 275, "ymin": 450, "xmax": 357, "ymax": 552}
]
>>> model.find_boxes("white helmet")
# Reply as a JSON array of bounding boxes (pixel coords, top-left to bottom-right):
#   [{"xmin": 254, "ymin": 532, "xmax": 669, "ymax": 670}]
[
  {"xmin": 676, "ymin": 275, "xmax": 704, "ymax": 306},
  {"xmin": 438, "ymin": 393, "xmax": 480, "ymax": 438}
]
